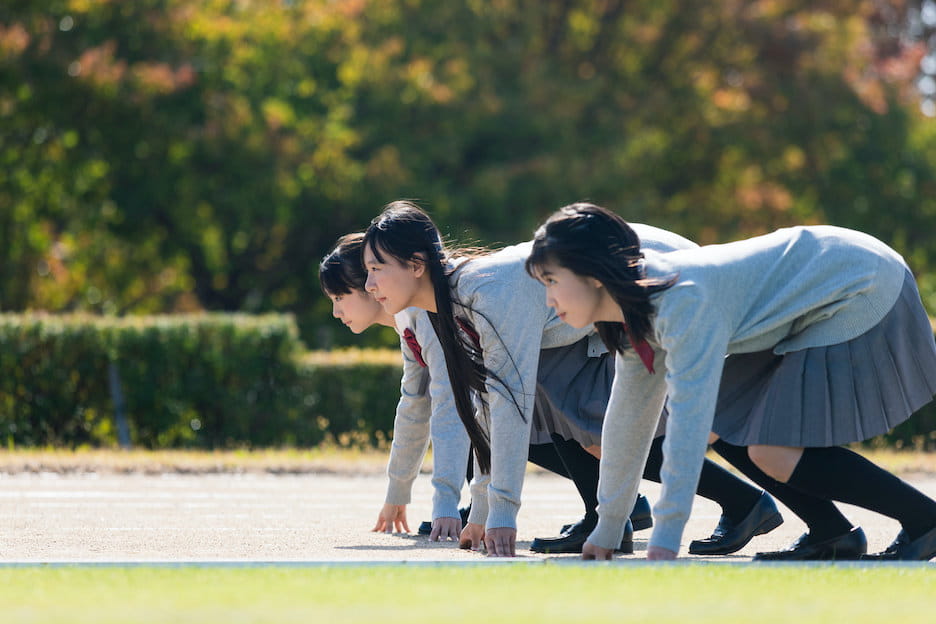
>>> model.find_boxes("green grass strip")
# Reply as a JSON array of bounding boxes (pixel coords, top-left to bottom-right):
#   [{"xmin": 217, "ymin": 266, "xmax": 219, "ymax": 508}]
[{"xmin": 1, "ymin": 564, "xmax": 933, "ymax": 623}]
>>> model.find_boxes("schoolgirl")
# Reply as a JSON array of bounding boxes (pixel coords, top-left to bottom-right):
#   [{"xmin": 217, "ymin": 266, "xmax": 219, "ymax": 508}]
[
  {"xmin": 319, "ymin": 232, "xmax": 645, "ymax": 546},
  {"xmin": 320, "ymin": 233, "xmax": 470, "ymax": 539},
  {"xmin": 361, "ymin": 201, "xmax": 787, "ymax": 556},
  {"xmin": 526, "ymin": 203, "xmax": 936, "ymax": 561}
]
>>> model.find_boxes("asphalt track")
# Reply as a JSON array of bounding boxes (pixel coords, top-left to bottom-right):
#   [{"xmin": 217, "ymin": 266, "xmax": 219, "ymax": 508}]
[{"xmin": 1, "ymin": 469, "xmax": 933, "ymax": 563}]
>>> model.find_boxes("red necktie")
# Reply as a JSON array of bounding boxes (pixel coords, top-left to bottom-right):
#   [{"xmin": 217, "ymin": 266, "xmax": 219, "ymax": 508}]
[
  {"xmin": 402, "ymin": 328, "xmax": 427, "ymax": 368},
  {"xmin": 623, "ymin": 323, "xmax": 655, "ymax": 374},
  {"xmin": 455, "ymin": 317, "xmax": 481, "ymax": 350}
]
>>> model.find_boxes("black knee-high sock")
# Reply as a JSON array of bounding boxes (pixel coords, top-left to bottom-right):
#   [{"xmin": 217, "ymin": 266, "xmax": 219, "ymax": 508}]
[
  {"xmin": 528, "ymin": 440, "xmax": 600, "ymax": 524},
  {"xmin": 549, "ymin": 435, "xmax": 601, "ymax": 525},
  {"xmin": 711, "ymin": 439, "xmax": 853, "ymax": 541},
  {"xmin": 786, "ymin": 446, "xmax": 936, "ymax": 540},
  {"xmin": 528, "ymin": 443, "xmax": 572, "ymax": 479},
  {"xmin": 643, "ymin": 435, "xmax": 762, "ymax": 522},
  {"xmin": 640, "ymin": 436, "xmax": 668, "ymax": 483}
]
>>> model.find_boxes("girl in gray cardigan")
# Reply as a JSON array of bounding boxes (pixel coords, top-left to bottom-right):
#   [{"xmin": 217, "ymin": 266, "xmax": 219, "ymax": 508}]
[
  {"xmin": 320, "ymin": 232, "xmax": 651, "ymax": 549},
  {"xmin": 361, "ymin": 201, "xmax": 792, "ymax": 557},
  {"xmin": 526, "ymin": 203, "xmax": 936, "ymax": 561},
  {"xmin": 320, "ymin": 233, "xmax": 470, "ymax": 540}
]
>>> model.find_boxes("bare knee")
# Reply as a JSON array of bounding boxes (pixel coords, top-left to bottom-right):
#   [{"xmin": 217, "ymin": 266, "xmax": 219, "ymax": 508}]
[{"xmin": 748, "ymin": 445, "xmax": 803, "ymax": 483}]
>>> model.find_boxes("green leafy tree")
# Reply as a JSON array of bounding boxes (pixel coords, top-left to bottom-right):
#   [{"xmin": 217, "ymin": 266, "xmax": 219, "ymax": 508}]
[{"xmin": 2, "ymin": 1, "xmax": 934, "ymax": 348}]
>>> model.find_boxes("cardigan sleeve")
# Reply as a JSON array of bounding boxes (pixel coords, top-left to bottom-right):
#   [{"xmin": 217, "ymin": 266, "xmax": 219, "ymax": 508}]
[
  {"xmin": 422, "ymin": 328, "xmax": 472, "ymax": 521},
  {"xmin": 467, "ymin": 280, "xmax": 549, "ymax": 530},
  {"xmin": 645, "ymin": 290, "xmax": 732, "ymax": 554},
  {"xmin": 588, "ymin": 347, "xmax": 667, "ymax": 550},
  {"xmin": 384, "ymin": 332, "xmax": 432, "ymax": 506},
  {"xmin": 466, "ymin": 451, "xmax": 489, "ymax": 525}
]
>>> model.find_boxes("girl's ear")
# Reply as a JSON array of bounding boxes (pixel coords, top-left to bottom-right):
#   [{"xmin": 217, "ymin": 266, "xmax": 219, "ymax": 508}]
[
  {"xmin": 410, "ymin": 252, "xmax": 428, "ymax": 278},
  {"xmin": 591, "ymin": 277, "xmax": 604, "ymax": 289}
]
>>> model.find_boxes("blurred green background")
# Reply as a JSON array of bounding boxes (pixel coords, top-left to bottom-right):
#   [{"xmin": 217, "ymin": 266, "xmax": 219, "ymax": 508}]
[{"xmin": 4, "ymin": 0, "xmax": 936, "ymax": 352}]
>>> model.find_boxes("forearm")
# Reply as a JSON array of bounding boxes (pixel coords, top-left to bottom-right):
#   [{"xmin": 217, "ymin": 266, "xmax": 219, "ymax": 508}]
[
  {"xmin": 467, "ymin": 454, "xmax": 489, "ymax": 524},
  {"xmin": 385, "ymin": 395, "xmax": 431, "ymax": 505},
  {"xmin": 647, "ymin": 319, "xmax": 729, "ymax": 553},
  {"xmin": 485, "ymin": 388, "xmax": 536, "ymax": 529},
  {"xmin": 461, "ymin": 276, "xmax": 547, "ymax": 530},
  {"xmin": 429, "ymin": 415, "xmax": 471, "ymax": 519},
  {"xmin": 648, "ymin": 388, "xmax": 719, "ymax": 552},
  {"xmin": 589, "ymin": 354, "xmax": 667, "ymax": 550},
  {"xmin": 424, "ymin": 321, "xmax": 472, "ymax": 520}
]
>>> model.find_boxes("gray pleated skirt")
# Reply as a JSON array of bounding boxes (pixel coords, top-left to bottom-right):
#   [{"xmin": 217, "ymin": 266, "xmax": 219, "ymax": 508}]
[
  {"xmin": 713, "ymin": 270, "xmax": 936, "ymax": 447},
  {"xmin": 530, "ymin": 336, "xmax": 667, "ymax": 447}
]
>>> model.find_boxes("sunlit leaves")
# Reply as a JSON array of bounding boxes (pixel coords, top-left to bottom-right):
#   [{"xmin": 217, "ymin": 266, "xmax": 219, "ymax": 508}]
[{"xmin": 2, "ymin": 0, "xmax": 936, "ymax": 344}]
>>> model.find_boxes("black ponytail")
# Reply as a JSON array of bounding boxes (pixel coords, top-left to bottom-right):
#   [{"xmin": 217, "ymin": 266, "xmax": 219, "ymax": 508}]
[{"xmin": 363, "ymin": 201, "xmax": 496, "ymax": 473}]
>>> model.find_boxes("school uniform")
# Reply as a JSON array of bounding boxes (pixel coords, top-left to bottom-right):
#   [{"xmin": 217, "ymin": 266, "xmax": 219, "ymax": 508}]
[
  {"xmin": 533, "ymin": 334, "xmax": 675, "ymax": 448},
  {"xmin": 385, "ymin": 308, "xmax": 635, "ymax": 527},
  {"xmin": 588, "ymin": 226, "xmax": 936, "ymax": 554},
  {"xmin": 446, "ymin": 225, "xmax": 699, "ymax": 531}
]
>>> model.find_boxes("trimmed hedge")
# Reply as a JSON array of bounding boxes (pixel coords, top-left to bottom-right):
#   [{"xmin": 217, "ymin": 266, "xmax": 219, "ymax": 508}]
[
  {"xmin": 0, "ymin": 314, "xmax": 934, "ymax": 450},
  {"xmin": 0, "ymin": 314, "xmax": 403, "ymax": 449},
  {"xmin": 296, "ymin": 349, "xmax": 402, "ymax": 448}
]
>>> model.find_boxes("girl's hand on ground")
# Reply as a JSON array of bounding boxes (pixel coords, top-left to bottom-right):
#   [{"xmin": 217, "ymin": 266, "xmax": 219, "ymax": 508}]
[
  {"xmin": 371, "ymin": 503, "xmax": 409, "ymax": 534},
  {"xmin": 430, "ymin": 516, "xmax": 462, "ymax": 541},
  {"xmin": 459, "ymin": 522, "xmax": 485, "ymax": 551},
  {"xmin": 581, "ymin": 541, "xmax": 613, "ymax": 560},
  {"xmin": 646, "ymin": 545, "xmax": 677, "ymax": 560},
  {"xmin": 484, "ymin": 527, "xmax": 516, "ymax": 557}
]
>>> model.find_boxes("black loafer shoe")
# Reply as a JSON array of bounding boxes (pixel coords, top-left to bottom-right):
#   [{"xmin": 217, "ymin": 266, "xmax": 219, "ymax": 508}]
[
  {"xmin": 860, "ymin": 530, "xmax": 907, "ymax": 560},
  {"xmin": 863, "ymin": 526, "xmax": 936, "ymax": 561},
  {"xmin": 754, "ymin": 526, "xmax": 867, "ymax": 561},
  {"xmin": 419, "ymin": 505, "xmax": 473, "ymax": 536},
  {"xmin": 688, "ymin": 492, "xmax": 783, "ymax": 555},
  {"xmin": 630, "ymin": 493, "xmax": 653, "ymax": 532},
  {"xmin": 619, "ymin": 519, "xmax": 634, "ymax": 554},
  {"xmin": 531, "ymin": 518, "xmax": 634, "ymax": 554},
  {"xmin": 893, "ymin": 525, "xmax": 936, "ymax": 561},
  {"xmin": 560, "ymin": 494, "xmax": 652, "ymax": 534}
]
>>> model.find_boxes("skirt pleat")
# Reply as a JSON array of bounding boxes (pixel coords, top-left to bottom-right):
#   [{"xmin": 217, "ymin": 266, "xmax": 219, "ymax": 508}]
[
  {"xmin": 530, "ymin": 335, "xmax": 670, "ymax": 447},
  {"xmin": 713, "ymin": 270, "xmax": 936, "ymax": 447},
  {"xmin": 530, "ymin": 337, "xmax": 612, "ymax": 447}
]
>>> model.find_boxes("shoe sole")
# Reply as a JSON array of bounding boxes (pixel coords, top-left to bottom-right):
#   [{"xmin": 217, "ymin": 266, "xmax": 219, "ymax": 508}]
[
  {"xmin": 530, "ymin": 545, "xmax": 581, "ymax": 554},
  {"xmin": 754, "ymin": 512, "xmax": 784, "ymax": 538},
  {"xmin": 689, "ymin": 511, "xmax": 783, "ymax": 556},
  {"xmin": 530, "ymin": 540, "xmax": 635, "ymax": 555},
  {"xmin": 756, "ymin": 547, "xmax": 865, "ymax": 561}
]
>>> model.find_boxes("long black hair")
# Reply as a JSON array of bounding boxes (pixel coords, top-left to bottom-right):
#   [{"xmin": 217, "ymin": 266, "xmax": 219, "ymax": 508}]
[
  {"xmin": 319, "ymin": 232, "xmax": 367, "ymax": 295},
  {"xmin": 526, "ymin": 203, "xmax": 676, "ymax": 354},
  {"xmin": 363, "ymin": 201, "xmax": 502, "ymax": 473}
]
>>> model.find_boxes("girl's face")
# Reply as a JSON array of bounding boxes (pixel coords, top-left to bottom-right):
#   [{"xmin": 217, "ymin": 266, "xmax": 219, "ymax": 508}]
[
  {"xmin": 327, "ymin": 288, "xmax": 385, "ymax": 334},
  {"xmin": 363, "ymin": 244, "xmax": 425, "ymax": 315},
  {"xmin": 536, "ymin": 261, "xmax": 605, "ymax": 328}
]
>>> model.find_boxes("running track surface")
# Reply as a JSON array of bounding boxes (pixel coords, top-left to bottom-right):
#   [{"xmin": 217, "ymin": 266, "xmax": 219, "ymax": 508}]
[{"xmin": 0, "ymin": 470, "xmax": 931, "ymax": 563}]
